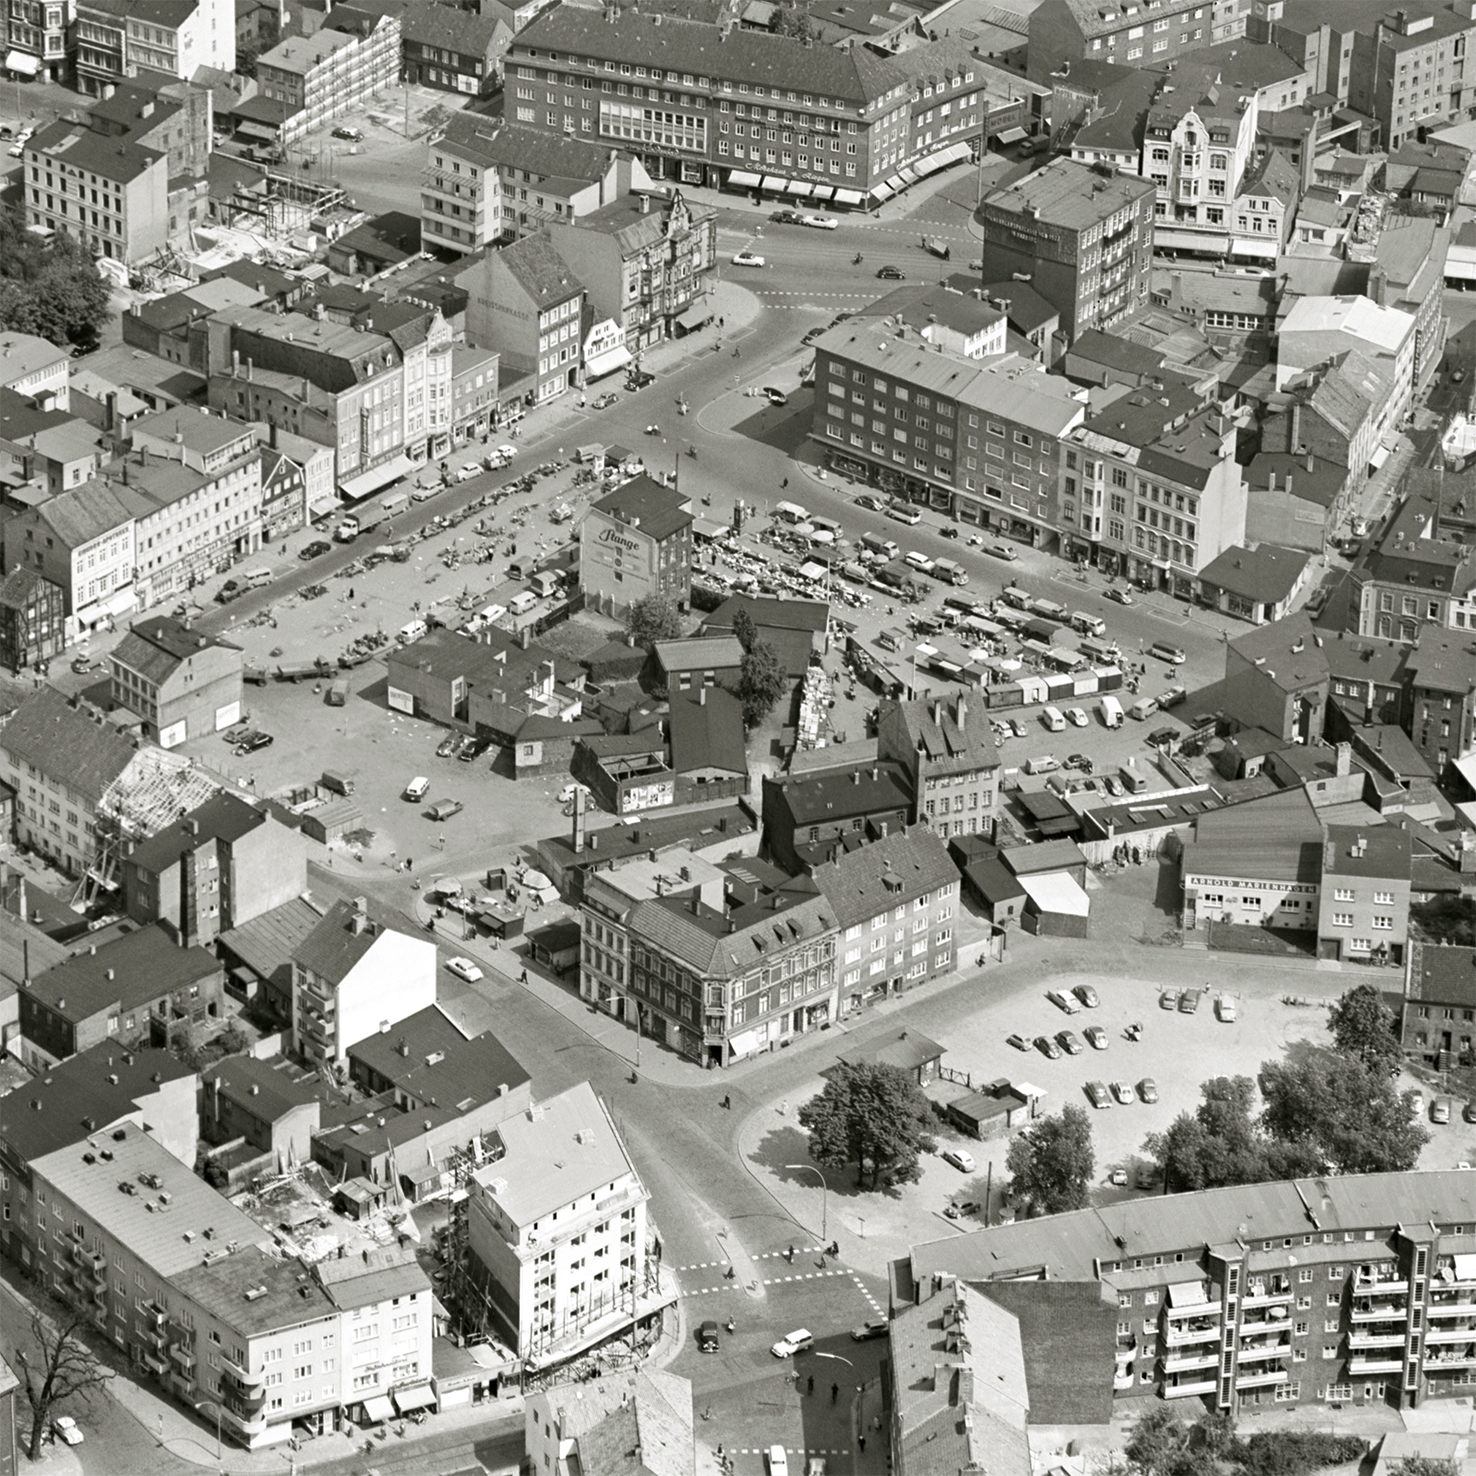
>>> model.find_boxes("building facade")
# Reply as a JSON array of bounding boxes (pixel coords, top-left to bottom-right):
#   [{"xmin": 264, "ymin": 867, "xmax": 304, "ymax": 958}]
[
  {"xmin": 1028, "ymin": 0, "xmax": 1248, "ymax": 81},
  {"xmin": 1316, "ymin": 824, "xmax": 1412, "ymax": 965},
  {"xmin": 107, "ymin": 616, "xmax": 243, "ymax": 748},
  {"xmin": 878, "ymin": 693, "xmax": 1001, "ymax": 838},
  {"xmin": 579, "ymin": 475, "xmax": 693, "ymax": 619},
  {"xmin": 254, "ymin": 13, "xmax": 400, "ymax": 146}
]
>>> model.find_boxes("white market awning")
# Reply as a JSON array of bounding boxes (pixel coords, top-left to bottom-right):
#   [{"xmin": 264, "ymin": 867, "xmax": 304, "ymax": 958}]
[
  {"xmin": 727, "ymin": 170, "xmax": 761, "ymax": 188},
  {"xmin": 994, "ymin": 127, "xmax": 1027, "ymax": 144},
  {"xmin": 1230, "ymin": 237, "xmax": 1279, "ymax": 259},
  {"xmin": 1153, "ymin": 227, "xmax": 1228, "ymax": 253},
  {"xmin": 361, "ymin": 1395, "xmax": 394, "ymax": 1422},
  {"xmin": 940, "ymin": 142, "xmax": 972, "ymax": 165},
  {"xmin": 811, "ymin": 185, "xmax": 835, "ymax": 201},
  {"xmin": 913, "ymin": 153, "xmax": 946, "ymax": 177},
  {"xmin": 883, "ymin": 173, "xmax": 905, "ymax": 192},
  {"xmin": 786, "ymin": 179, "xmax": 812, "ymax": 195},
  {"xmin": 895, "ymin": 166, "xmax": 919, "ymax": 185},
  {"xmin": 5, "ymin": 50, "xmax": 39, "ymax": 75},
  {"xmin": 393, "ymin": 1384, "xmax": 436, "ymax": 1413},
  {"xmin": 761, "ymin": 175, "xmax": 787, "ymax": 191},
  {"xmin": 834, "ymin": 188, "xmax": 864, "ymax": 205},
  {"xmin": 584, "ymin": 343, "xmax": 632, "ymax": 379},
  {"xmin": 309, "ymin": 494, "xmax": 341, "ymax": 519},
  {"xmin": 870, "ymin": 182, "xmax": 896, "ymax": 203},
  {"xmin": 338, "ymin": 453, "xmax": 416, "ymax": 501}
]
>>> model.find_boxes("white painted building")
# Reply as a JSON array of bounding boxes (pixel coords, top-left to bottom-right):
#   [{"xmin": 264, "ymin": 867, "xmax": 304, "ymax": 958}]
[
  {"xmin": 291, "ymin": 897, "xmax": 438, "ymax": 1064},
  {"xmin": 0, "ymin": 331, "xmax": 70, "ymax": 409}
]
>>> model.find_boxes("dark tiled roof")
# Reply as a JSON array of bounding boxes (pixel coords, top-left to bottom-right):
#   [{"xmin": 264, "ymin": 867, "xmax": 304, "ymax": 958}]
[
  {"xmin": 667, "ymin": 688, "xmax": 747, "ymax": 776},
  {"xmin": 401, "ymin": 0, "xmax": 501, "ymax": 52},
  {"xmin": 768, "ymin": 759, "xmax": 913, "ymax": 825},
  {"xmin": 593, "ymin": 474, "xmax": 693, "ymax": 541},
  {"xmin": 1408, "ymin": 942, "xmax": 1476, "ymax": 1008},
  {"xmin": 127, "ymin": 791, "xmax": 267, "ymax": 872},
  {"xmin": 29, "ymin": 924, "xmax": 220, "ymax": 1022},
  {"xmin": 1199, "ymin": 543, "xmax": 1311, "ymax": 604},
  {"xmin": 0, "ymin": 687, "xmax": 140, "ymax": 802},
  {"xmin": 201, "ymin": 1053, "xmax": 322, "ymax": 1122},
  {"xmin": 812, "ymin": 823, "xmax": 957, "ymax": 928}
]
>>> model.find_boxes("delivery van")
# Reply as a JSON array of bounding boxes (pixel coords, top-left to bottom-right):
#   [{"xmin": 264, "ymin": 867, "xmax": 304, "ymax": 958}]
[
  {"xmin": 931, "ymin": 558, "xmax": 968, "ymax": 586},
  {"xmin": 1025, "ymin": 754, "xmax": 1060, "ymax": 775},
  {"xmin": 320, "ymin": 769, "xmax": 355, "ymax": 796},
  {"xmin": 508, "ymin": 591, "xmax": 538, "ymax": 615},
  {"xmin": 1042, "ymin": 705, "xmax": 1067, "ymax": 732},
  {"xmin": 242, "ymin": 566, "xmax": 273, "ymax": 588},
  {"xmin": 403, "ymin": 776, "xmax": 430, "ymax": 802},
  {"xmin": 1130, "ymin": 696, "xmax": 1159, "ymax": 721},
  {"xmin": 1099, "ymin": 694, "xmax": 1124, "ymax": 728},
  {"xmin": 398, "ymin": 619, "xmax": 429, "ymax": 645},
  {"xmin": 1070, "ymin": 610, "xmax": 1105, "ymax": 637},
  {"xmin": 859, "ymin": 532, "xmax": 900, "ymax": 561},
  {"xmin": 1149, "ymin": 640, "xmax": 1187, "ymax": 665}
]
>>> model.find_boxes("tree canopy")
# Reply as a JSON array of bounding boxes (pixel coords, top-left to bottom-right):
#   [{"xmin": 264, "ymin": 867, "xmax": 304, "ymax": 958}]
[
  {"xmin": 625, "ymin": 593, "xmax": 684, "ymax": 650},
  {"xmin": 0, "ymin": 206, "xmax": 110, "ymax": 350},
  {"xmin": 797, "ymin": 1061, "xmax": 937, "ymax": 1190},
  {"xmin": 731, "ymin": 606, "xmax": 759, "ymax": 652},
  {"xmin": 1327, "ymin": 982, "xmax": 1401, "ymax": 1074},
  {"xmin": 16, "ymin": 1309, "xmax": 114, "ymax": 1461},
  {"xmin": 1005, "ymin": 1104, "xmax": 1094, "ymax": 1216},
  {"xmin": 738, "ymin": 637, "xmax": 786, "ymax": 727}
]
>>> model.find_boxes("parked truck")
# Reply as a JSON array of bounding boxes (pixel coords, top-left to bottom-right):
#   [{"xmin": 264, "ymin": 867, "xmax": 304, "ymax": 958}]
[
  {"xmin": 335, "ymin": 504, "xmax": 385, "ymax": 541},
  {"xmin": 873, "ymin": 561, "xmax": 923, "ymax": 602},
  {"xmin": 930, "ymin": 557, "xmax": 968, "ymax": 586}
]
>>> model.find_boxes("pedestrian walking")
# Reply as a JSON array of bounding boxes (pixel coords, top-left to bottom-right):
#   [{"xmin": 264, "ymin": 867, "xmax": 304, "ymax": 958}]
[
  {"xmin": 782, "ymin": 477, "xmax": 788, "ymax": 488},
  {"xmin": 406, "ymin": 857, "xmax": 413, "ymax": 871},
  {"xmin": 348, "ymin": 586, "xmax": 355, "ymax": 599},
  {"xmin": 520, "ymin": 969, "xmax": 529, "ymax": 984},
  {"xmin": 831, "ymin": 1383, "xmax": 839, "ymax": 1405},
  {"xmin": 722, "ymin": 1094, "xmax": 731, "ymax": 1109},
  {"xmin": 859, "ymin": 1435, "xmax": 867, "ymax": 1453},
  {"xmin": 807, "ymin": 1375, "xmax": 814, "ymax": 1396},
  {"xmin": 720, "ymin": 316, "xmax": 725, "ymax": 328}
]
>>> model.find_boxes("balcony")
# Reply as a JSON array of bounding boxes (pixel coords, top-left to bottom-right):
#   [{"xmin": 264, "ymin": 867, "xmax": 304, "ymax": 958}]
[
  {"xmin": 1352, "ymin": 1297, "xmax": 1408, "ymax": 1320},
  {"xmin": 1348, "ymin": 1327, "xmax": 1407, "ymax": 1348},
  {"xmin": 1161, "ymin": 1349, "xmax": 1219, "ymax": 1375},
  {"xmin": 218, "ymin": 1354, "xmax": 262, "ymax": 1390},
  {"xmin": 1433, "ymin": 1260, "xmax": 1476, "ymax": 1291},
  {"xmin": 216, "ymin": 1401, "xmax": 268, "ymax": 1440},
  {"xmin": 1429, "ymin": 1293, "xmax": 1476, "ymax": 1315},
  {"xmin": 1164, "ymin": 1321, "xmax": 1222, "ymax": 1347},
  {"xmin": 1163, "ymin": 1376, "xmax": 1218, "ymax": 1399},
  {"xmin": 141, "ymin": 1352, "xmax": 168, "ymax": 1377},
  {"xmin": 1165, "ymin": 1293, "xmax": 1220, "ymax": 1321},
  {"xmin": 169, "ymin": 1341, "xmax": 195, "ymax": 1369},
  {"xmin": 1424, "ymin": 1348, "xmax": 1476, "ymax": 1369},
  {"xmin": 1425, "ymin": 1323, "xmax": 1476, "ymax": 1344},
  {"xmin": 1237, "ymin": 1338, "xmax": 1292, "ymax": 1363},
  {"xmin": 1349, "ymin": 1355, "xmax": 1404, "ymax": 1375},
  {"xmin": 1114, "ymin": 1368, "xmax": 1136, "ymax": 1391},
  {"xmin": 1239, "ymin": 1304, "xmax": 1290, "ymax": 1329},
  {"xmin": 1355, "ymin": 1268, "xmax": 1407, "ymax": 1297},
  {"xmin": 1235, "ymin": 1365, "xmax": 1290, "ymax": 1389},
  {"xmin": 1241, "ymin": 1278, "xmax": 1294, "ymax": 1308},
  {"xmin": 141, "ymin": 1300, "xmax": 167, "ymax": 1325}
]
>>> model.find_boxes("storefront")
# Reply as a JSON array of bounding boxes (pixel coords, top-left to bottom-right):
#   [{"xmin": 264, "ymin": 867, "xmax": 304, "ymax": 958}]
[{"xmin": 581, "ymin": 319, "xmax": 631, "ymax": 382}]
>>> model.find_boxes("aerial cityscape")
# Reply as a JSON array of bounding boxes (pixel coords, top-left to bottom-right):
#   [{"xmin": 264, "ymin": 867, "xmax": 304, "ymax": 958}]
[{"xmin": 6, "ymin": 0, "xmax": 1476, "ymax": 1474}]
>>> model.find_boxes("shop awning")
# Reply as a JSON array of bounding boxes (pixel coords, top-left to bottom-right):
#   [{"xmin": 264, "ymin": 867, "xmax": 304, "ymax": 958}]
[
  {"xmin": 883, "ymin": 173, "xmax": 905, "ymax": 192},
  {"xmin": 309, "ymin": 494, "xmax": 341, "ymax": 519},
  {"xmin": 675, "ymin": 305, "xmax": 711, "ymax": 331},
  {"xmin": 362, "ymin": 1395, "xmax": 395, "ymax": 1422},
  {"xmin": 761, "ymin": 175, "xmax": 786, "ymax": 191},
  {"xmin": 939, "ymin": 142, "xmax": 971, "ymax": 165},
  {"xmin": 727, "ymin": 170, "xmax": 761, "ymax": 188},
  {"xmin": 1369, "ymin": 443, "xmax": 1392, "ymax": 470},
  {"xmin": 994, "ymin": 126, "xmax": 1027, "ymax": 144},
  {"xmin": 393, "ymin": 1384, "xmax": 436, "ymax": 1414},
  {"xmin": 1230, "ymin": 237, "xmax": 1279, "ymax": 259},
  {"xmin": 834, "ymin": 188, "xmax": 864, "ymax": 205},
  {"xmin": 810, "ymin": 184, "xmax": 834, "ymax": 201},
  {"xmin": 786, "ymin": 179, "xmax": 812, "ymax": 195},
  {"xmin": 5, "ymin": 50, "xmax": 39, "ymax": 75},
  {"xmin": 338, "ymin": 453, "xmax": 416, "ymax": 501},
  {"xmin": 1167, "ymin": 1281, "xmax": 1208, "ymax": 1308},
  {"xmin": 584, "ymin": 343, "xmax": 632, "ymax": 379},
  {"xmin": 870, "ymin": 182, "xmax": 895, "ymax": 202},
  {"xmin": 1152, "ymin": 228, "xmax": 1227, "ymax": 253},
  {"xmin": 913, "ymin": 152, "xmax": 946, "ymax": 176},
  {"xmin": 896, "ymin": 166, "xmax": 919, "ymax": 185}
]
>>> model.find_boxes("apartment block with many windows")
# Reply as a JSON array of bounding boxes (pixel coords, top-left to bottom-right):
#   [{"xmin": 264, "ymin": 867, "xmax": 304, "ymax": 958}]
[
  {"xmin": 901, "ymin": 1170, "xmax": 1476, "ymax": 1412},
  {"xmin": 1028, "ymin": 0, "xmax": 1246, "ymax": 81}
]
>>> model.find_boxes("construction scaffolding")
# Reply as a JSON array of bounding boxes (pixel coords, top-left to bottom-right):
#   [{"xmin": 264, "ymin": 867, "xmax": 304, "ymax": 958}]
[
  {"xmin": 219, "ymin": 167, "xmax": 351, "ymax": 241},
  {"xmin": 77, "ymin": 749, "xmax": 223, "ymax": 907}
]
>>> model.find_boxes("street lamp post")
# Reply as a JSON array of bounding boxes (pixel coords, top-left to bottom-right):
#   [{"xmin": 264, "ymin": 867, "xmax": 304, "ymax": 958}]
[
  {"xmin": 785, "ymin": 1163, "xmax": 828, "ymax": 1243},
  {"xmin": 194, "ymin": 1399, "xmax": 221, "ymax": 1459}
]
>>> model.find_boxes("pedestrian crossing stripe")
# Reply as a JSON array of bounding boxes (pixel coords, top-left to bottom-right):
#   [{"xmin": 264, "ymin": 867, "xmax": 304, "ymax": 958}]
[
  {"xmin": 760, "ymin": 1271, "xmax": 848, "ymax": 1285},
  {"xmin": 730, "ymin": 1450, "xmax": 850, "ymax": 1457}
]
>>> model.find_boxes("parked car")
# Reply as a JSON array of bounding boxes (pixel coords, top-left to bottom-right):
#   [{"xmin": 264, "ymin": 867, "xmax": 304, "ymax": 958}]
[
  {"xmin": 1085, "ymin": 1080, "xmax": 1111, "ymax": 1109},
  {"xmin": 763, "ymin": 386, "xmax": 789, "ymax": 405},
  {"xmin": 982, "ymin": 541, "xmax": 1019, "ymax": 561},
  {"xmin": 801, "ymin": 214, "xmax": 837, "ymax": 229},
  {"xmin": 1411, "ymin": 1090, "xmax": 1426, "ymax": 1118},
  {"xmin": 235, "ymin": 731, "xmax": 274, "ymax": 754},
  {"xmin": 1084, "ymin": 1025, "xmax": 1108, "ymax": 1050},
  {"xmin": 1147, "ymin": 726, "xmax": 1179, "ymax": 747},
  {"xmin": 699, "ymin": 1320, "xmax": 721, "ymax": 1352},
  {"xmin": 427, "ymin": 798, "xmax": 464, "ymax": 821},
  {"xmin": 1065, "ymin": 753, "xmax": 1094, "ymax": 773},
  {"xmin": 1159, "ymin": 988, "xmax": 1180, "ymax": 1010},
  {"xmin": 1035, "ymin": 1035, "xmax": 1062, "ymax": 1059},
  {"xmin": 456, "ymin": 462, "xmax": 479, "ymax": 482},
  {"xmin": 1178, "ymin": 988, "xmax": 1203, "ymax": 1014},
  {"xmin": 854, "ymin": 493, "xmax": 885, "ymax": 511},
  {"xmin": 1006, "ymin": 1032, "xmax": 1030, "ymax": 1051},
  {"xmin": 1110, "ymin": 1167, "xmax": 1129, "ymax": 1186},
  {"xmin": 943, "ymin": 1201, "xmax": 980, "ymax": 1220},
  {"xmin": 1137, "ymin": 1164, "xmax": 1158, "ymax": 1189},
  {"xmin": 876, "ymin": 264, "xmax": 905, "ymax": 279},
  {"xmin": 1056, "ymin": 1030, "xmax": 1083, "ymax": 1056},
  {"xmin": 1046, "ymin": 989, "xmax": 1081, "ymax": 1014},
  {"xmin": 1009, "ymin": 718, "xmax": 1028, "ymax": 738},
  {"xmin": 1104, "ymin": 586, "xmax": 1134, "ymax": 605},
  {"xmin": 331, "ymin": 125, "xmax": 365, "ymax": 141},
  {"xmin": 1066, "ymin": 706, "xmax": 1089, "ymax": 727},
  {"xmin": 1433, "ymin": 1098, "xmax": 1452, "ymax": 1124},
  {"xmin": 404, "ymin": 776, "xmax": 430, "ymax": 803},
  {"xmin": 1215, "ymin": 994, "xmax": 1237, "ymax": 1022},
  {"xmin": 770, "ymin": 209, "xmax": 803, "ymax": 224},
  {"xmin": 1073, "ymin": 983, "xmax": 1099, "ymax": 1008},
  {"xmin": 1139, "ymin": 1078, "xmax": 1159, "ymax": 1103},
  {"xmin": 1465, "ymin": 1101, "xmax": 1476, "ymax": 1125},
  {"xmin": 941, "ymin": 1147, "xmax": 975, "ymax": 1172},
  {"xmin": 299, "ymin": 540, "xmax": 332, "ymax": 560},
  {"xmin": 850, "ymin": 1316, "xmax": 888, "ymax": 1341},
  {"xmin": 1103, "ymin": 775, "xmax": 1124, "ymax": 797},
  {"xmin": 768, "ymin": 1446, "xmax": 789, "ymax": 1476},
  {"xmin": 1110, "ymin": 1081, "xmax": 1134, "ymax": 1105},
  {"xmin": 52, "ymin": 1418, "xmax": 83, "ymax": 1447},
  {"xmin": 771, "ymin": 1328, "xmax": 814, "ymax": 1358},
  {"xmin": 626, "ymin": 369, "xmax": 656, "ymax": 390},
  {"xmin": 436, "ymin": 732, "xmax": 461, "ymax": 758},
  {"xmin": 445, "ymin": 957, "xmax": 483, "ymax": 983},
  {"xmin": 732, "ymin": 251, "xmax": 766, "ymax": 267},
  {"xmin": 592, "ymin": 392, "xmax": 618, "ymax": 409}
]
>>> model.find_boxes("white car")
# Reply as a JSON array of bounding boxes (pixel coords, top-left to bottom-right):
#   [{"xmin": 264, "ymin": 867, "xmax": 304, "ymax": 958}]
[
  {"xmin": 1215, "ymin": 994, "xmax": 1237, "ymax": 1022},
  {"xmin": 496, "ymin": 443, "xmax": 518, "ymax": 459},
  {"xmin": 404, "ymin": 776, "xmax": 430, "ymax": 803},
  {"xmin": 456, "ymin": 463, "xmax": 479, "ymax": 482},
  {"xmin": 445, "ymin": 956, "xmax": 484, "ymax": 983},
  {"xmin": 1066, "ymin": 706, "xmax": 1089, "ymax": 727},
  {"xmin": 559, "ymin": 781, "xmax": 591, "ymax": 804},
  {"xmin": 411, "ymin": 484, "xmax": 441, "ymax": 502},
  {"xmin": 52, "ymin": 1418, "xmax": 83, "ymax": 1446},
  {"xmin": 904, "ymin": 551, "xmax": 934, "ymax": 574},
  {"xmin": 1046, "ymin": 989, "xmax": 1082, "ymax": 1015},
  {"xmin": 768, "ymin": 1446, "xmax": 789, "ymax": 1476},
  {"xmin": 941, "ymin": 1147, "xmax": 975, "ymax": 1172},
  {"xmin": 770, "ymin": 1328, "xmax": 814, "ymax": 1358},
  {"xmin": 801, "ymin": 214, "xmax": 837, "ymax": 229},
  {"xmin": 732, "ymin": 250, "xmax": 766, "ymax": 267}
]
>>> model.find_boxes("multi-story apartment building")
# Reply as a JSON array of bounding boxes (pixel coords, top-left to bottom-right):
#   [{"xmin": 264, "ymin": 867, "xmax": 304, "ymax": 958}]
[
  {"xmin": 812, "ymin": 824, "xmax": 959, "ymax": 1015},
  {"xmin": 760, "ymin": 762, "xmax": 915, "ymax": 872},
  {"xmin": 291, "ymin": 897, "xmax": 437, "ymax": 1065},
  {"xmin": 888, "ymin": 37, "xmax": 995, "ymax": 181},
  {"xmin": 603, "ymin": 864, "xmax": 838, "ymax": 1066},
  {"xmin": 6, "ymin": 0, "xmax": 71, "ymax": 80},
  {"xmin": 466, "ymin": 1081, "xmax": 657, "ymax": 1366},
  {"xmin": 381, "ymin": 308, "xmax": 453, "ymax": 463},
  {"xmin": 1028, "ymin": 0, "xmax": 1247, "ymax": 81},
  {"xmin": 878, "ymin": 693, "xmax": 1001, "ymax": 839},
  {"xmin": 979, "ymin": 159, "xmax": 1157, "ymax": 342},
  {"xmin": 0, "ymin": 567, "xmax": 65, "ymax": 674},
  {"xmin": 1230, "ymin": 147, "xmax": 1300, "ymax": 261},
  {"xmin": 1140, "ymin": 82, "xmax": 1259, "ymax": 255},
  {"xmin": 547, "ymin": 189, "xmax": 718, "ymax": 353},
  {"xmin": 506, "ymin": 6, "xmax": 915, "ymax": 200},
  {"xmin": 1348, "ymin": 489, "xmax": 1476, "ymax": 645},
  {"xmin": 899, "ymin": 1169, "xmax": 1476, "ymax": 1413},
  {"xmin": 457, "ymin": 233, "xmax": 585, "ymax": 405},
  {"xmin": 122, "ymin": 789, "xmax": 309, "ymax": 947},
  {"xmin": 1058, "ymin": 379, "xmax": 1246, "ymax": 592},
  {"xmin": 107, "ymin": 615, "xmax": 242, "ymax": 749},
  {"xmin": 850, "ymin": 285, "xmax": 1006, "ymax": 361},
  {"xmin": 809, "ymin": 327, "xmax": 1086, "ymax": 542},
  {"xmin": 22, "ymin": 121, "xmax": 169, "ymax": 265},
  {"xmin": 1406, "ymin": 626, "xmax": 1476, "ymax": 779},
  {"xmin": 6, "ymin": 1123, "xmax": 431, "ymax": 1447},
  {"xmin": 1402, "ymin": 941, "xmax": 1476, "ymax": 1063},
  {"xmin": 254, "ymin": 10, "xmax": 399, "ymax": 147},
  {"xmin": 580, "ymin": 474, "xmax": 693, "ymax": 619},
  {"xmin": 1316, "ymin": 824, "xmax": 1412, "ymax": 965},
  {"xmin": 451, "ymin": 346, "xmax": 500, "ymax": 443},
  {"xmin": 0, "ymin": 687, "xmax": 155, "ymax": 879},
  {"xmin": 1249, "ymin": 0, "xmax": 1476, "ymax": 152},
  {"xmin": 1370, "ymin": 216, "xmax": 1450, "ymax": 398},
  {"xmin": 74, "ymin": 0, "xmax": 234, "ymax": 96},
  {"xmin": 206, "ymin": 309, "xmax": 408, "ymax": 492},
  {"xmin": 401, "ymin": 3, "xmax": 506, "ymax": 99}
]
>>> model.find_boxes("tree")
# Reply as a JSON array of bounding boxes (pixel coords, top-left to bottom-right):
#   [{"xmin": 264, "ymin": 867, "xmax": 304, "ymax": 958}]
[
  {"xmin": 625, "ymin": 594, "xmax": 683, "ymax": 650},
  {"xmin": 1126, "ymin": 1406, "xmax": 1191, "ymax": 1476},
  {"xmin": 772, "ymin": 3, "xmax": 813, "ymax": 38},
  {"xmin": 738, "ymin": 637, "xmax": 786, "ymax": 727},
  {"xmin": 0, "ymin": 206, "xmax": 110, "ymax": 350},
  {"xmin": 1144, "ymin": 1076, "xmax": 1316, "ymax": 1191},
  {"xmin": 1328, "ymin": 983, "xmax": 1401, "ymax": 1075},
  {"xmin": 1259, "ymin": 1053, "xmax": 1429, "ymax": 1175},
  {"xmin": 1410, "ymin": 895, "xmax": 1476, "ymax": 945},
  {"xmin": 16, "ymin": 1310, "xmax": 114, "ymax": 1460},
  {"xmin": 797, "ymin": 1061, "xmax": 937, "ymax": 1190},
  {"xmin": 1394, "ymin": 1459, "xmax": 1461, "ymax": 1476},
  {"xmin": 731, "ymin": 606, "xmax": 758, "ymax": 652},
  {"xmin": 1006, "ymin": 1104, "xmax": 1094, "ymax": 1216}
]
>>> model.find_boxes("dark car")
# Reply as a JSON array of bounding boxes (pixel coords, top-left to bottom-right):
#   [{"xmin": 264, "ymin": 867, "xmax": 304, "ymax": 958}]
[
  {"xmin": 591, "ymin": 392, "xmax": 618, "ymax": 410},
  {"xmin": 763, "ymin": 387, "xmax": 788, "ymax": 406},
  {"xmin": 1065, "ymin": 753, "xmax": 1094, "ymax": 773},
  {"xmin": 625, "ymin": 370, "xmax": 656, "ymax": 390},
  {"xmin": 234, "ymin": 731, "xmax": 274, "ymax": 754},
  {"xmin": 457, "ymin": 735, "xmax": 492, "ymax": 762},
  {"xmin": 1034, "ymin": 1034, "xmax": 1062, "ymax": 1059},
  {"xmin": 436, "ymin": 733, "xmax": 461, "ymax": 758},
  {"xmin": 939, "ymin": 525, "xmax": 960, "ymax": 539},
  {"xmin": 698, "ymin": 1320, "xmax": 721, "ymax": 1352},
  {"xmin": 1147, "ymin": 726, "xmax": 1178, "ymax": 747},
  {"xmin": 299, "ymin": 540, "xmax": 332, "ymax": 560},
  {"xmin": 1178, "ymin": 988, "xmax": 1203, "ymax": 1014},
  {"xmin": 770, "ymin": 209, "xmax": 803, "ymax": 224},
  {"xmin": 1056, "ymin": 1029, "xmax": 1084, "ymax": 1056},
  {"xmin": 331, "ymin": 125, "xmax": 365, "ymax": 142},
  {"xmin": 876, "ymin": 265, "xmax": 905, "ymax": 279}
]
